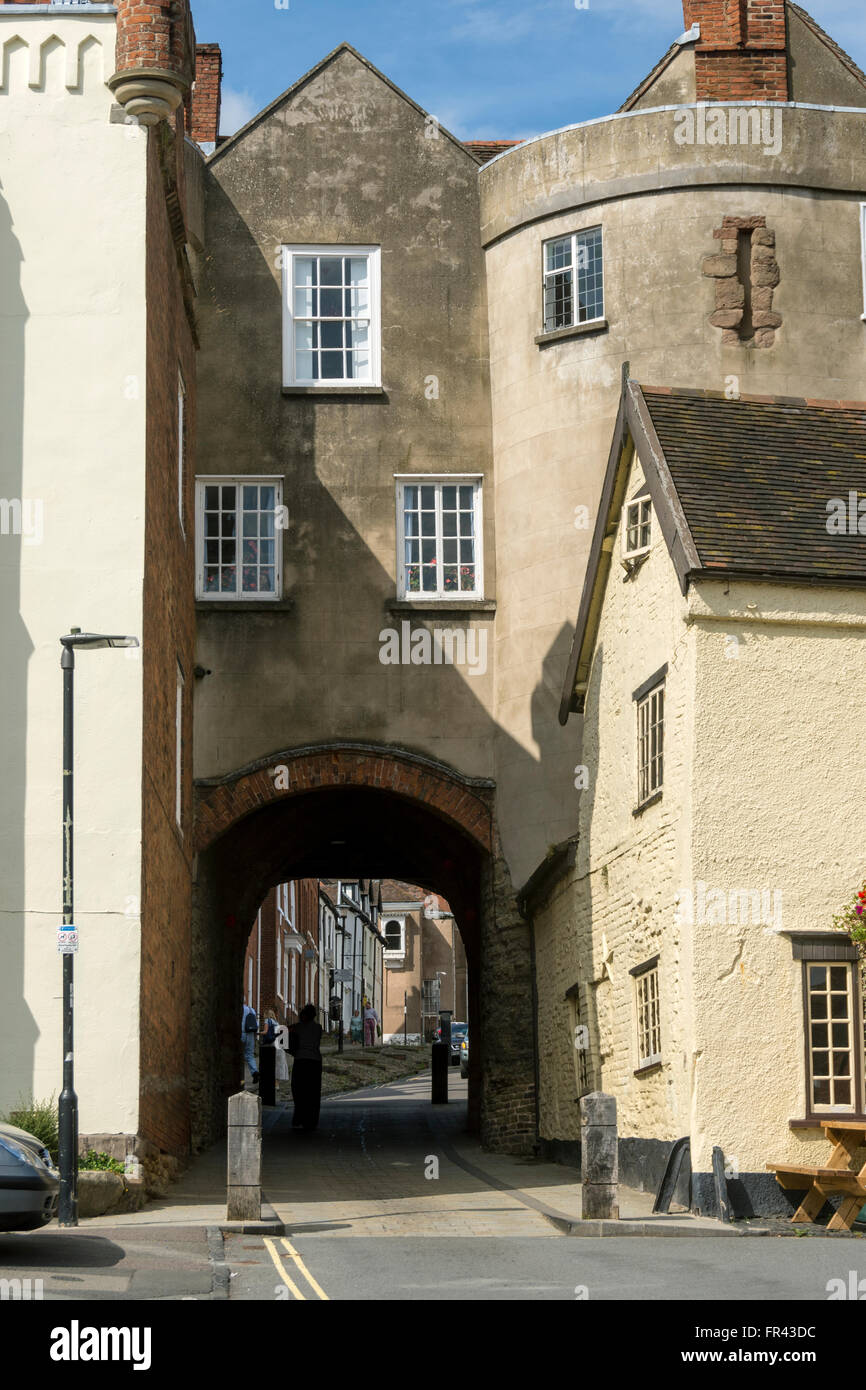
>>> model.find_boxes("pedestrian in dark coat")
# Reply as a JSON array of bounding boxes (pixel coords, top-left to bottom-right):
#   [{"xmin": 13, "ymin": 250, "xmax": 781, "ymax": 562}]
[{"xmin": 289, "ymin": 1004, "xmax": 324, "ymax": 1131}]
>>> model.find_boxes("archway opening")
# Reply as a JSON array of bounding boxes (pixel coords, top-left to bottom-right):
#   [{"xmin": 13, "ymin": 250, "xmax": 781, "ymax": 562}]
[{"xmin": 189, "ymin": 775, "xmax": 487, "ymax": 1151}]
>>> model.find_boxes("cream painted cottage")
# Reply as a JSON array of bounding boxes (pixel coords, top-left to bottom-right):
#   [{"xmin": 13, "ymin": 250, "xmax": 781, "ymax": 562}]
[{"xmin": 539, "ymin": 379, "xmax": 866, "ymax": 1215}]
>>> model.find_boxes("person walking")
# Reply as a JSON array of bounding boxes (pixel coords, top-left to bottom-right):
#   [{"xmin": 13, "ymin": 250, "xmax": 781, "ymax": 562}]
[
  {"xmin": 242, "ymin": 1002, "xmax": 259, "ymax": 1086},
  {"xmin": 363, "ymin": 1001, "xmax": 379, "ymax": 1048},
  {"xmin": 288, "ymin": 1004, "xmax": 323, "ymax": 1131}
]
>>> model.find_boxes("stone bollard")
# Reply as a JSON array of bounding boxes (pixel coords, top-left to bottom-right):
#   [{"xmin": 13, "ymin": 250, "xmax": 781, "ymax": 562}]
[
  {"xmin": 580, "ymin": 1091, "xmax": 619, "ymax": 1220},
  {"xmin": 227, "ymin": 1090, "xmax": 262, "ymax": 1222}
]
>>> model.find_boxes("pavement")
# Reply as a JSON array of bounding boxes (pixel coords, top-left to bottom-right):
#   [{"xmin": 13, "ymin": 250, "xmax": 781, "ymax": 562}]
[{"xmin": 1, "ymin": 1068, "xmax": 863, "ymax": 1301}]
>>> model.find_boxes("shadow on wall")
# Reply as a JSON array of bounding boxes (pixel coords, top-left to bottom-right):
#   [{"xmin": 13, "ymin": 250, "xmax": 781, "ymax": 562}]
[{"xmin": 0, "ymin": 176, "xmax": 39, "ymax": 1111}]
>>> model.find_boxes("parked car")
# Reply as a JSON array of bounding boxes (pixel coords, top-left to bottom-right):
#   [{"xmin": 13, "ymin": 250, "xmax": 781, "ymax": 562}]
[
  {"xmin": 447, "ymin": 1022, "xmax": 468, "ymax": 1065},
  {"xmin": 459, "ymin": 1034, "xmax": 469, "ymax": 1079},
  {"xmin": 0, "ymin": 1122, "xmax": 60, "ymax": 1232}
]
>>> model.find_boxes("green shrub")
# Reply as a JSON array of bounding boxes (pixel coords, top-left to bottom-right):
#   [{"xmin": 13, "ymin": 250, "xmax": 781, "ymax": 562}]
[
  {"xmin": 2, "ymin": 1095, "xmax": 59, "ymax": 1164},
  {"xmin": 78, "ymin": 1149, "xmax": 124, "ymax": 1175}
]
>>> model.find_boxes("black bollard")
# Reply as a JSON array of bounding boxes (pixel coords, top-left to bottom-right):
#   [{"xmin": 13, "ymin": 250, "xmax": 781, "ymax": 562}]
[
  {"xmin": 431, "ymin": 1041, "xmax": 449, "ymax": 1104},
  {"xmin": 259, "ymin": 1043, "xmax": 276, "ymax": 1107}
]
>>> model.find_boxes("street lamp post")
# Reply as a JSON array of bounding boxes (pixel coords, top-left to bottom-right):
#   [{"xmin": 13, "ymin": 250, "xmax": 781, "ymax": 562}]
[{"xmin": 58, "ymin": 629, "xmax": 139, "ymax": 1227}]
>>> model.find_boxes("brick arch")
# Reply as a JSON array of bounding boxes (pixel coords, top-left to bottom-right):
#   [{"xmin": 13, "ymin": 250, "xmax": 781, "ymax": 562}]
[{"xmin": 194, "ymin": 742, "xmax": 494, "ymax": 855}]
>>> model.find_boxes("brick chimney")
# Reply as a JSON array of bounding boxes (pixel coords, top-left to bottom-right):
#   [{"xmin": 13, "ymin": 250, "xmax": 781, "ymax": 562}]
[
  {"xmin": 682, "ymin": 1, "xmax": 789, "ymax": 102},
  {"xmin": 191, "ymin": 43, "xmax": 222, "ymax": 147}
]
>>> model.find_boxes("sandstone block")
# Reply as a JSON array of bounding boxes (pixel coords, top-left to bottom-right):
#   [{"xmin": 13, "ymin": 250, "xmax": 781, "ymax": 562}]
[
  {"xmin": 751, "ymin": 260, "xmax": 781, "ymax": 288},
  {"xmin": 702, "ymin": 254, "xmax": 737, "ymax": 277},
  {"xmin": 715, "ymin": 277, "xmax": 745, "ymax": 309},
  {"xmin": 710, "ymin": 309, "xmax": 744, "ymax": 329}
]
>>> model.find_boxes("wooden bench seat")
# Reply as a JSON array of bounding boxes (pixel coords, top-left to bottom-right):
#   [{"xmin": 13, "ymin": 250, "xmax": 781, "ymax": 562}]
[{"xmin": 767, "ymin": 1123, "xmax": 866, "ymax": 1230}]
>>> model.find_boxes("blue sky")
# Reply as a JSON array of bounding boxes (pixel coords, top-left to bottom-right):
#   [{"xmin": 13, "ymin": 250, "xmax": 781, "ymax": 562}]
[{"xmin": 191, "ymin": 0, "xmax": 866, "ymax": 141}]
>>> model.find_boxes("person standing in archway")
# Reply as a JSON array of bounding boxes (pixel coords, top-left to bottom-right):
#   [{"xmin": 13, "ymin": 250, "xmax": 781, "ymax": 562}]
[
  {"xmin": 242, "ymin": 1002, "xmax": 259, "ymax": 1087},
  {"xmin": 288, "ymin": 1004, "xmax": 323, "ymax": 1131}
]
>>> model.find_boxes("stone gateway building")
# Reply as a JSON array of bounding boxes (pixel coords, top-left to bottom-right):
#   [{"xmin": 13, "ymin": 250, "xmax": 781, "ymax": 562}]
[{"xmin": 1, "ymin": 0, "xmax": 864, "ymax": 1212}]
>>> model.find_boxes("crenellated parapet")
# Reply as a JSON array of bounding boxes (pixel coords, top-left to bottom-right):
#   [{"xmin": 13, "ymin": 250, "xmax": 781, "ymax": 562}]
[{"xmin": 0, "ymin": 9, "xmax": 112, "ymax": 99}]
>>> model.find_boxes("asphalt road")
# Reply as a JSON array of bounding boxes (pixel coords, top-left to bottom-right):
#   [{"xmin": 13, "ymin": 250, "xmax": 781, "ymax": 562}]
[
  {"xmin": 0, "ymin": 1067, "xmax": 863, "ymax": 1305},
  {"xmin": 226, "ymin": 1230, "xmax": 865, "ymax": 1302}
]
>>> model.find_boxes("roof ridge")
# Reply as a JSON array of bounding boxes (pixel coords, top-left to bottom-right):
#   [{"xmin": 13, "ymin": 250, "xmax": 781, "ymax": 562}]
[
  {"xmin": 640, "ymin": 384, "xmax": 866, "ymax": 411},
  {"xmin": 209, "ymin": 42, "xmax": 476, "ymax": 165}
]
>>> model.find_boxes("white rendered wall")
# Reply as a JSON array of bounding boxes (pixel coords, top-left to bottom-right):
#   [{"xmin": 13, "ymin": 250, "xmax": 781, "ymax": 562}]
[{"xmin": 0, "ymin": 12, "xmax": 146, "ymax": 1136}]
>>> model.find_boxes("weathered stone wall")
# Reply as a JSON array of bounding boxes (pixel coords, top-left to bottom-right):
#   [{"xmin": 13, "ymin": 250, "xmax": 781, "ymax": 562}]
[
  {"xmin": 532, "ymin": 445, "xmax": 694, "ymax": 1167},
  {"xmin": 481, "ymin": 103, "xmax": 866, "ymax": 888},
  {"xmin": 479, "ymin": 825, "xmax": 537, "ymax": 1154}
]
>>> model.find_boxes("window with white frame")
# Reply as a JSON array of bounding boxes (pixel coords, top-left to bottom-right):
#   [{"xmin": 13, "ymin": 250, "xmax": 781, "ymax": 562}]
[
  {"xmin": 633, "ymin": 959, "xmax": 661, "ymax": 1069},
  {"xmin": 636, "ymin": 680, "xmax": 664, "ymax": 806},
  {"xmin": 175, "ymin": 661, "xmax": 184, "ymax": 830},
  {"xmin": 804, "ymin": 961, "xmax": 861, "ymax": 1113},
  {"xmin": 290, "ymin": 954, "xmax": 297, "ymax": 1011},
  {"xmin": 543, "ymin": 226, "xmax": 604, "ymax": 333},
  {"xmin": 383, "ymin": 917, "xmax": 406, "ymax": 958},
  {"xmin": 282, "ymin": 246, "xmax": 380, "ymax": 387},
  {"xmin": 196, "ymin": 478, "xmax": 282, "ymax": 600},
  {"xmin": 276, "ymin": 933, "xmax": 283, "ymax": 1000},
  {"xmin": 397, "ymin": 477, "xmax": 483, "ymax": 598},
  {"xmin": 178, "ymin": 369, "xmax": 186, "ymax": 532},
  {"xmin": 623, "ymin": 495, "xmax": 652, "ymax": 558}
]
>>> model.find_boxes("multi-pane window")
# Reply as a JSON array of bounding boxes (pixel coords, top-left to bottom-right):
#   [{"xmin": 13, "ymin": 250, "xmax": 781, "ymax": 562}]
[
  {"xmin": 806, "ymin": 963, "xmax": 858, "ymax": 1111},
  {"xmin": 543, "ymin": 226, "xmax": 604, "ymax": 332},
  {"xmin": 398, "ymin": 478, "xmax": 483, "ymax": 599},
  {"xmin": 196, "ymin": 478, "xmax": 282, "ymax": 599},
  {"xmin": 384, "ymin": 918, "xmax": 405, "ymax": 956},
  {"xmin": 282, "ymin": 246, "xmax": 380, "ymax": 386},
  {"xmin": 624, "ymin": 497, "xmax": 652, "ymax": 557},
  {"xmin": 637, "ymin": 683, "xmax": 664, "ymax": 805},
  {"xmin": 635, "ymin": 963, "xmax": 661, "ymax": 1068}
]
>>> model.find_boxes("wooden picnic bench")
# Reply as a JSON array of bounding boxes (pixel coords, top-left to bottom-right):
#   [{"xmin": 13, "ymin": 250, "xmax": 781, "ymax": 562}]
[{"xmin": 768, "ymin": 1120, "xmax": 866, "ymax": 1231}]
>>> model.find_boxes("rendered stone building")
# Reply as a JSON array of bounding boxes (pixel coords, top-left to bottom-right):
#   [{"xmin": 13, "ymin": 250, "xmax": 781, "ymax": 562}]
[
  {"xmin": 2, "ymin": 0, "xmax": 864, "ymax": 1180},
  {"xmin": 548, "ymin": 382, "xmax": 866, "ymax": 1214}
]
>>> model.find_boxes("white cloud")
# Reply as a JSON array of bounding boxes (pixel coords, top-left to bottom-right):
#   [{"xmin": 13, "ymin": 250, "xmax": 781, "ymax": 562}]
[{"xmin": 220, "ymin": 87, "xmax": 259, "ymax": 138}]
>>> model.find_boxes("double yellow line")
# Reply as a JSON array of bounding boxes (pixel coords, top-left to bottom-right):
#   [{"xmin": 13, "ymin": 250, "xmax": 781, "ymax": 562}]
[{"xmin": 264, "ymin": 1235, "xmax": 330, "ymax": 1301}]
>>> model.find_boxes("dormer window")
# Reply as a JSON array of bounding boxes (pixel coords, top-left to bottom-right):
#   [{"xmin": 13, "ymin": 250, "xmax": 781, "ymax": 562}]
[{"xmin": 624, "ymin": 496, "xmax": 652, "ymax": 558}]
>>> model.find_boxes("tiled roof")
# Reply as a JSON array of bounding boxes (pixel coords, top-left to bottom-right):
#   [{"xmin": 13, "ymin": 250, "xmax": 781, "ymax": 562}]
[
  {"xmin": 560, "ymin": 380, "xmax": 866, "ymax": 722},
  {"xmin": 464, "ymin": 140, "xmax": 524, "ymax": 164},
  {"xmin": 380, "ymin": 879, "xmax": 426, "ymax": 904},
  {"xmin": 641, "ymin": 387, "xmax": 866, "ymax": 582}
]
